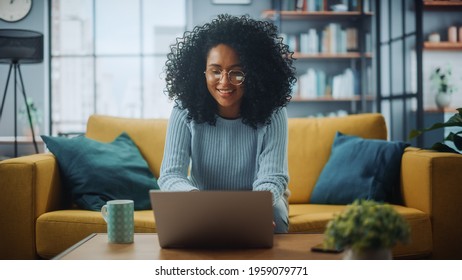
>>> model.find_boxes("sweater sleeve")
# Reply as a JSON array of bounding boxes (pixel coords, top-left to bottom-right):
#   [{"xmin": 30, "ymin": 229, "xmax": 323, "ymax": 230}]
[
  {"xmin": 158, "ymin": 107, "xmax": 198, "ymax": 192},
  {"xmin": 252, "ymin": 108, "xmax": 289, "ymax": 205}
]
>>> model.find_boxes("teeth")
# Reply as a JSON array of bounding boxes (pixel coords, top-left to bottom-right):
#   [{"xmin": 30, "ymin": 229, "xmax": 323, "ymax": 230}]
[{"xmin": 218, "ymin": 89, "xmax": 233, "ymax": 94}]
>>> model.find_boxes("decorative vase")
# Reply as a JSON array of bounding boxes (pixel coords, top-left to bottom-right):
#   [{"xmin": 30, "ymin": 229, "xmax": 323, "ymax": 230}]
[
  {"xmin": 435, "ymin": 92, "xmax": 451, "ymax": 109},
  {"xmin": 343, "ymin": 248, "xmax": 392, "ymax": 260}
]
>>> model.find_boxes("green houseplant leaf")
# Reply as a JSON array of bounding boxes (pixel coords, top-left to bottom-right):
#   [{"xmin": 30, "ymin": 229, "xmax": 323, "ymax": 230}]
[
  {"xmin": 430, "ymin": 142, "xmax": 459, "ymax": 154},
  {"xmin": 446, "ymin": 132, "xmax": 462, "ymax": 150},
  {"xmin": 408, "ymin": 108, "xmax": 462, "ymax": 154}
]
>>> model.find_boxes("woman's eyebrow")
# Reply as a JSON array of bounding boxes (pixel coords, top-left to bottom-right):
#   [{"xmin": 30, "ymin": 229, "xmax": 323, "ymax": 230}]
[{"xmin": 207, "ymin": 63, "xmax": 242, "ymax": 68}]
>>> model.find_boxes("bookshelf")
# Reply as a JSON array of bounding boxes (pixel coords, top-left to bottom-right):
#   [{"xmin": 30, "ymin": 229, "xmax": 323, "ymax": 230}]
[
  {"xmin": 424, "ymin": 42, "xmax": 462, "ymax": 51},
  {"xmin": 293, "ymin": 52, "xmax": 372, "ymax": 59},
  {"xmin": 423, "ymin": 0, "xmax": 462, "ymax": 51},
  {"xmin": 417, "ymin": 0, "xmax": 462, "ymax": 147},
  {"xmin": 423, "ymin": 0, "xmax": 462, "ymax": 7},
  {"xmin": 262, "ymin": 0, "xmax": 375, "ymax": 117},
  {"xmin": 261, "ymin": 10, "xmax": 373, "ymax": 19},
  {"xmin": 291, "ymin": 95, "xmax": 375, "ymax": 102}
]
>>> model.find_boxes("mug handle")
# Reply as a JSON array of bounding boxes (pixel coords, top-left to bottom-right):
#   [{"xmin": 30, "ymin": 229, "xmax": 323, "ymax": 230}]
[{"xmin": 101, "ymin": 205, "xmax": 108, "ymax": 223}]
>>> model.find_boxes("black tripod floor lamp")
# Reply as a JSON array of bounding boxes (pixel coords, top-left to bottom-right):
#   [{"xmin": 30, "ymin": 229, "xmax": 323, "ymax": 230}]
[{"xmin": 0, "ymin": 29, "xmax": 43, "ymax": 157}]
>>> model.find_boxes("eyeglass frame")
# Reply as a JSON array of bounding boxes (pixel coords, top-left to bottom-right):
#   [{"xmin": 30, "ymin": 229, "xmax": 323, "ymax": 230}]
[{"xmin": 203, "ymin": 68, "xmax": 246, "ymax": 86}]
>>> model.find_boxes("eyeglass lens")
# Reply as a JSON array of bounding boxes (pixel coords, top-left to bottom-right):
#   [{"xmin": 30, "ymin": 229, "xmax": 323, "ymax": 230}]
[{"xmin": 206, "ymin": 69, "xmax": 245, "ymax": 85}]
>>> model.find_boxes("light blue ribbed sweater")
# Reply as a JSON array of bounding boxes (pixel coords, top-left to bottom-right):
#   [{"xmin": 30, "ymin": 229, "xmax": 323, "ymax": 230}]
[{"xmin": 158, "ymin": 107, "xmax": 289, "ymax": 205}]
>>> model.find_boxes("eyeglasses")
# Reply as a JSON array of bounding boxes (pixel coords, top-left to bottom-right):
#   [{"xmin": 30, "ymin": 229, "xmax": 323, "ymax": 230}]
[{"xmin": 204, "ymin": 69, "xmax": 246, "ymax": 86}]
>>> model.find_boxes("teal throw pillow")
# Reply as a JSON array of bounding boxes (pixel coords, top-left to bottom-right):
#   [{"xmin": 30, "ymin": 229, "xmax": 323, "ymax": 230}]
[
  {"xmin": 41, "ymin": 132, "xmax": 159, "ymax": 210},
  {"xmin": 310, "ymin": 132, "xmax": 409, "ymax": 205}
]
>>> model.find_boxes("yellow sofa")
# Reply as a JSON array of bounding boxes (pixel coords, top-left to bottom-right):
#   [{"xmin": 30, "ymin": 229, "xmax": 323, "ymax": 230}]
[{"xmin": 1, "ymin": 113, "xmax": 461, "ymax": 259}]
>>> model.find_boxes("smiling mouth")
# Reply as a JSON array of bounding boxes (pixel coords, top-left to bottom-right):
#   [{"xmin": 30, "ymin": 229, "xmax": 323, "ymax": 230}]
[{"xmin": 217, "ymin": 89, "xmax": 234, "ymax": 95}]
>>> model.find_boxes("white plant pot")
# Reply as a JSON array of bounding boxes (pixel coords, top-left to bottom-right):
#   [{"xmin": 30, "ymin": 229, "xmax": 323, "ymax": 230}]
[
  {"xmin": 343, "ymin": 248, "xmax": 392, "ymax": 260},
  {"xmin": 22, "ymin": 124, "xmax": 40, "ymax": 138},
  {"xmin": 435, "ymin": 92, "xmax": 452, "ymax": 109}
]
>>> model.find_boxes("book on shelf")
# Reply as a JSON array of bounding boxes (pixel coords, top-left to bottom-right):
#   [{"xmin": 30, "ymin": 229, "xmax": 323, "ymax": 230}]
[
  {"xmin": 306, "ymin": 0, "xmax": 316, "ymax": 11},
  {"xmin": 349, "ymin": 0, "xmax": 359, "ymax": 12},
  {"xmin": 297, "ymin": 68, "xmax": 356, "ymax": 99},
  {"xmin": 331, "ymin": 68, "xmax": 356, "ymax": 98},
  {"xmin": 278, "ymin": 0, "xmax": 362, "ymax": 12},
  {"xmin": 298, "ymin": 68, "xmax": 317, "ymax": 98},
  {"xmin": 363, "ymin": 0, "xmax": 370, "ymax": 13},
  {"xmin": 296, "ymin": 0, "xmax": 306, "ymax": 11},
  {"xmin": 282, "ymin": 0, "xmax": 323, "ymax": 11},
  {"xmin": 281, "ymin": 25, "xmax": 358, "ymax": 55},
  {"xmin": 281, "ymin": 0, "xmax": 296, "ymax": 11},
  {"xmin": 312, "ymin": 0, "xmax": 324, "ymax": 11},
  {"xmin": 365, "ymin": 32, "xmax": 371, "ymax": 53},
  {"xmin": 346, "ymin": 27, "xmax": 358, "ymax": 51},
  {"xmin": 299, "ymin": 28, "xmax": 319, "ymax": 53},
  {"xmin": 320, "ymin": 24, "xmax": 358, "ymax": 54},
  {"xmin": 366, "ymin": 65, "xmax": 373, "ymax": 96},
  {"xmin": 317, "ymin": 70, "xmax": 327, "ymax": 97}
]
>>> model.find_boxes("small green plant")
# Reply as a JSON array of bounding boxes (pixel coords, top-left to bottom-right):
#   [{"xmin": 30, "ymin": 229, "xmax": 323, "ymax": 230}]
[
  {"xmin": 323, "ymin": 200, "xmax": 410, "ymax": 251},
  {"xmin": 430, "ymin": 66, "xmax": 456, "ymax": 95},
  {"xmin": 408, "ymin": 108, "xmax": 462, "ymax": 154},
  {"xmin": 19, "ymin": 97, "xmax": 42, "ymax": 127}
]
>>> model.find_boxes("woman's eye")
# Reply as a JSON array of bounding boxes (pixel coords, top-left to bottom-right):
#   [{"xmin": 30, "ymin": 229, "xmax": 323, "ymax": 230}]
[
  {"xmin": 230, "ymin": 71, "xmax": 244, "ymax": 80},
  {"xmin": 211, "ymin": 70, "xmax": 221, "ymax": 77}
]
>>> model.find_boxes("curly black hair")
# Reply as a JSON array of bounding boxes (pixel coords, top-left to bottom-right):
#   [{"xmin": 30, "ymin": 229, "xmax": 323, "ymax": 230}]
[{"xmin": 164, "ymin": 14, "xmax": 296, "ymax": 128}]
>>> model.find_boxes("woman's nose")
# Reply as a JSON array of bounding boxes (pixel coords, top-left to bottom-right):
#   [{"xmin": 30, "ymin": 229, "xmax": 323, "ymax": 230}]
[{"xmin": 218, "ymin": 72, "xmax": 231, "ymax": 85}]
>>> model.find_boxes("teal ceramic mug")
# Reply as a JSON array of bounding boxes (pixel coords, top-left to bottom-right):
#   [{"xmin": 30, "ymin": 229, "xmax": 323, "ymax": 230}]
[{"xmin": 101, "ymin": 200, "xmax": 134, "ymax": 243}]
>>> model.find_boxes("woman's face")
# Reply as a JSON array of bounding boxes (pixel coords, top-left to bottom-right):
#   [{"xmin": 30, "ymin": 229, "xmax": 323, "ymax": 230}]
[{"xmin": 205, "ymin": 44, "xmax": 245, "ymax": 119}]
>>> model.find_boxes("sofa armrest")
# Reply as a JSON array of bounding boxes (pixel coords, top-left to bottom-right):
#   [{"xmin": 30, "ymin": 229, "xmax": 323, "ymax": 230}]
[
  {"xmin": 0, "ymin": 153, "xmax": 63, "ymax": 259},
  {"xmin": 401, "ymin": 147, "xmax": 462, "ymax": 259}
]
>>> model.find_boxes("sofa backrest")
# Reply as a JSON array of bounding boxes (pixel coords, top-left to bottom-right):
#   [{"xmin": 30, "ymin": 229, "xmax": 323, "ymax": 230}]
[
  {"xmin": 86, "ymin": 113, "xmax": 387, "ymax": 204},
  {"xmin": 86, "ymin": 115, "xmax": 168, "ymax": 178},
  {"xmin": 287, "ymin": 114, "xmax": 387, "ymax": 204}
]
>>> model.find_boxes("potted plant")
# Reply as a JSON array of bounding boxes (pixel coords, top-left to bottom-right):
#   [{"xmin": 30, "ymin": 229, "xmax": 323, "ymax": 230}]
[
  {"xmin": 430, "ymin": 65, "xmax": 457, "ymax": 109},
  {"xmin": 323, "ymin": 199, "xmax": 410, "ymax": 260},
  {"xmin": 409, "ymin": 108, "xmax": 462, "ymax": 154},
  {"xmin": 19, "ymin": 97, "xmax": 42, "ymax": 136}
]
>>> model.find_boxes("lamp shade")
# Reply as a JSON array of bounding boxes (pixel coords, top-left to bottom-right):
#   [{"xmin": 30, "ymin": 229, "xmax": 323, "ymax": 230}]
[{"xmin": 0, "ymin": 29, "xmax": 43, "ymax": 64}]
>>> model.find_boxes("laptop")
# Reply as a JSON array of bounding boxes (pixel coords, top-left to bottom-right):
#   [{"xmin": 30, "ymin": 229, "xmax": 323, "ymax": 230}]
[{"xmin": 149, "ymin": 190, "xmax": 274, "ymax": 249}]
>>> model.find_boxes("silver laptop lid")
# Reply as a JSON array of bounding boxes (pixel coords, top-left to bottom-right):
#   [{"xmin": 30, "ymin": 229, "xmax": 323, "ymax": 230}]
[{"xmin": 150, "ymin": 190, "xmax": 274, "ymax": 249}]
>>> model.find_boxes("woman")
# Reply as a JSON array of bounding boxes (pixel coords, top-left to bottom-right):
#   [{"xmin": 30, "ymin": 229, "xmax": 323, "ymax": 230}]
[{"xmin": 159, "ymin": 14, "xmax": 296, "ymax": 233}]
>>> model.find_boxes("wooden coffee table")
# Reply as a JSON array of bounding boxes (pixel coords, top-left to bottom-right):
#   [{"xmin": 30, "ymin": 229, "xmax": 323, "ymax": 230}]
[{"xmin": 53, "ymin": 233, "xmax": 343, "ymax": 260}]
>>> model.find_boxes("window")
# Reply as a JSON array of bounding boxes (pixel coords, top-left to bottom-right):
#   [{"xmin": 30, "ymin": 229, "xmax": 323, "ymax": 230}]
[{"xmin": 51, "ymin": 0, "xmax": 185, "ymax": 135}]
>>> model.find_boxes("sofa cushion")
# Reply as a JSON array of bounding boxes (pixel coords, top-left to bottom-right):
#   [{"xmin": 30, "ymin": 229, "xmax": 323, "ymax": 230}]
[
  {"xmin": 310, "ymin": 132, "xmax": 409, "ymax": 205},
  {"xmin": 41, "ymin": 132, "xmax": 159, "ymax": 211},
  {"xmin": 36, "ymin": 210, "xmax": 155, "ymax": 259}
]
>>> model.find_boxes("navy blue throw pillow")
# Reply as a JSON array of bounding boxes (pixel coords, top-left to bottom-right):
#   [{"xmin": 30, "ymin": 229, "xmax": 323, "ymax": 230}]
[{"xmin": 310, "ymin": 132, "xmax": 409, "ymax": 205}]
